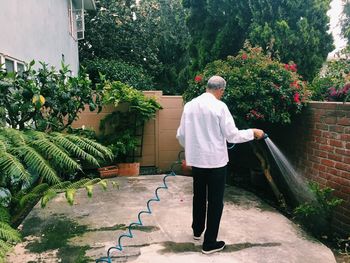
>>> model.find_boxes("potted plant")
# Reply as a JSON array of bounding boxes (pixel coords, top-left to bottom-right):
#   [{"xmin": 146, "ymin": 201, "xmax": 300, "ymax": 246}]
[{"xmin": 98, "ymin": 80, "xmax": 162, "ymax": 176}]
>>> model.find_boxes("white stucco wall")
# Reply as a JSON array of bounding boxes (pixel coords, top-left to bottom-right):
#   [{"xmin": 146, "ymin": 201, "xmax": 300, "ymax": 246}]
[{"xmin": 0, "ymin": 0, "xmax": 79, "ymax": 74}]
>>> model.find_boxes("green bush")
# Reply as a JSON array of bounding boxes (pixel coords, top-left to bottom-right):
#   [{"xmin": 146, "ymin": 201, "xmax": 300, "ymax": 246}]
[
  {"xmin": 0, "ymin": 61, "xmax": 101, "ymax": 131},
  {"xmin": 293, "ymin": 182, "xmax": 343, "ymax": 237},
  {"xmin": 184, "ymin": 43, "xmax": 310, "ymax": 126},
  {"xmin": 99, "ymin": 81, "xmax": 162, "ymax": 162},
  {"xmin": 82, "ymin": 58, "xmax": 154, "ymax": 90},
  {"xmin": 310, "ymin": 51, "xmax": 350, "ymax": 102}
]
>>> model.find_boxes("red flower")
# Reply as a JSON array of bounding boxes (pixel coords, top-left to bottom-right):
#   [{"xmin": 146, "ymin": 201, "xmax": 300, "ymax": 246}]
[
  {"xmin": 289, "ymin": 63, "xmax": 297, "ymax": 72},
  {"xmin": 284, "ymin": 64, "xmax": 290, "ymax": 70},
  {"xmin": 249, "ymin": 109, "xmax": 264, "ymax": 120},
  {"xmin": 194, "ymin": 75, "xmax": 203, "ymax": 83},
  {"xmin": 294, "ymin": 92, "xmax": 301, "ymax": 103},
  {"xmin": 242, "ymin": 53, "xmax": 248, "ymax": 60},
  {"xmin": 290, "ymin": 80, "xmax": 301, "ymax": 89}
]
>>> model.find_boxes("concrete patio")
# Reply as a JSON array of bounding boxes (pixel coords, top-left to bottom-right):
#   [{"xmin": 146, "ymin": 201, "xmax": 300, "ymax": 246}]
[{"xmin": 7, "ymin": 175, "xmax": 336, "ymax": 263}]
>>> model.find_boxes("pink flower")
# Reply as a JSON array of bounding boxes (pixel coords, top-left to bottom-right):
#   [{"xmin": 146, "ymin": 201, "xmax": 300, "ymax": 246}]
[
  {"xmin": 194, "ymin": 75, "xmax": 203, "ymax": 83},
  {"xmin": 284, "ymin": 64, "xmax": 290, "ymax": 70},
  {"xmin": 242, "ymin": 53, "xmax": 248, "ymax": 60},
  {"xmin": 294, "ymin": 92, "xmax": 301, "ymax": 103}
]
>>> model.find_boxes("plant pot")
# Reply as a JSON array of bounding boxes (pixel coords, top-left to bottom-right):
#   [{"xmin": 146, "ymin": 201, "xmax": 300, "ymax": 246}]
[
  {"xmin": 98, "ymin": 165, "xmax": 119, "ymax": 178},
  {"xmin": 117, "ymin": 162, "xmax": 140, "ymax": 176}
]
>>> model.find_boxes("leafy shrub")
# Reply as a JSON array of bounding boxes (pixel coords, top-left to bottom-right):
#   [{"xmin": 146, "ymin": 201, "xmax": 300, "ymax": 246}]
[
  {"xmin": 99, "ymin": 81, "xmax": 162, "ymax": 162},
  {"xmin": 183, "ymin": 43, "xmax": 310, "ymax": 126},
  {"xmin": 293, "ymin": 182, "xmax": 343, "ymax": 237},
  {"xmin": 310, "ymin": 48, "xmax": 350, "ymax": 102},
  {"xmin": 0, "ymin": 61, "xmax": 101, "ymax": 131},
  {"xmin": 82, "ymin": 58, "xmax": 154, "ymax": 90}
]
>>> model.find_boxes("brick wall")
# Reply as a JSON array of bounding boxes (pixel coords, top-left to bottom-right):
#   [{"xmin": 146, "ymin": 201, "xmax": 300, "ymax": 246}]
[{"xmin": 270, "ymin": 102, "xmax": 350, "ymax": 235}]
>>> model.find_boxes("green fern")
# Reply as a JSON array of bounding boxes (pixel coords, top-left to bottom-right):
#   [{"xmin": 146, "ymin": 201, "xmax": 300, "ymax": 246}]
[
  {"xmin": 0, "ymin": 152, "xmax": 30, "ymax": 182},
  {"xmin": 31, "ymin": 139, "xmax": 81, "ymax": 172},
  {"xmin": 50, "ymin": 133, "xmax": 100, "ymax": 167},
  {"xmin": 0, "ymin": 222, "xmax": 21, "ymax": 243},
  {"xmin": 66, "ymin": 135, "xmax": 113, "ymax": 160},
  {"xmin": 0, "ymin": 128, "xmax": 27, "ymax": 147},
  {"xmin": 14, "ymin": 146, "xmax": 60, "ymax": 184},
  {"xmin": 0, "ymin": 208, "xmax": 10, "ymax": 224},
  {"xmin": 41, "ymin": 189, "xmax": 58, "ymax": 208},
  {"xmin": 0, "ymin": 239, "xmax": 13, "ymax": 260}
]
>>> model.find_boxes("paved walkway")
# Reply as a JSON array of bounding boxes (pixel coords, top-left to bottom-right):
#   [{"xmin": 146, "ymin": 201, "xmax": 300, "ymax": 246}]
[{"xmin": 7, "ymin": 175, "xmax": 336, "ymax": 263}]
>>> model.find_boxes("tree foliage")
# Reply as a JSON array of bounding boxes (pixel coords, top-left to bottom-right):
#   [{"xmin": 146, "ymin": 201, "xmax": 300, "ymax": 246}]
[
  {"xmin": 0, "ymin": 62, "xmax": 101, "ymax": 132},
  {"xmin": 80, "ymin": 0, "xmax": 190, "ymax": 94},
  {"xmin": 183, "ymin": 0, "xmax": 334, "ymax": 81}
]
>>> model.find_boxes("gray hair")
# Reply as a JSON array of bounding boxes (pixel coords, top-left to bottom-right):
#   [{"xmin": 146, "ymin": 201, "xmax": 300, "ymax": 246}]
[{"xmin": 207, "ymin": 76, "xmax": 226, "ymax": 90}]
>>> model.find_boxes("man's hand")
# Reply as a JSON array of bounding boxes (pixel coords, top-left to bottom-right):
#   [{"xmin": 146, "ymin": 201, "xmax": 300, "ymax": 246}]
[{"xmin": 252, "ymin": 129, "xmax": 265, "ymax": 140}]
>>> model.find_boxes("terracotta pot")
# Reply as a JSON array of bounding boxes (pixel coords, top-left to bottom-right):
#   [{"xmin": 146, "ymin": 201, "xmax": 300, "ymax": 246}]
[
  {"xmin": 117, "ymin": 163, "xmax": 140, "ymax": 176},
  {"xmin": 181, "ymin": 160, "xmax": 192, "ymax": 176},
  {"xmin": 98, "ymin": 165, "xmax": 119, "ymax": 178}
]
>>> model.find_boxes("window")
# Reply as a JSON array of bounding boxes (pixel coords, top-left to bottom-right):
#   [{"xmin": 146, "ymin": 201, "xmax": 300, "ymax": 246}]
[
  {"xmin": 0, "ymin": 53, "xmax": 25, "ymax": 73},
  {"xmin": 68, "ymin": 0, "xmax": 86, "ymax": 41},
  {"xmin": 5, "ymin": 59, "xmax": 14, "ymax": 73}
]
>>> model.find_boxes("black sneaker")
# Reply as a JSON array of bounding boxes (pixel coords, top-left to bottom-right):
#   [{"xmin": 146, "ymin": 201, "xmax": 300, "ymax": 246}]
[{"xmin": 202, "ymin": 241, "xmax": 226, "ymax": 254}]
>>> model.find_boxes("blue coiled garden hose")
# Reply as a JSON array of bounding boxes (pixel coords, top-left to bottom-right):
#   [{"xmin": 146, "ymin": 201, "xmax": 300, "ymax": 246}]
[
  {"xmin": 95, "ymin": 171, "xmax": 176, "ymax": 263},
  {"xmin": 95, "ymin": 135, "xmax": 269, "ymax": 262}
]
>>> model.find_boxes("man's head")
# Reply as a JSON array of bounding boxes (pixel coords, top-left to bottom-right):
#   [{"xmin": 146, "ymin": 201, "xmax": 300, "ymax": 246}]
[{"xmin": 206, "ymin": 76, "xmax": 226, "ymax": 100}]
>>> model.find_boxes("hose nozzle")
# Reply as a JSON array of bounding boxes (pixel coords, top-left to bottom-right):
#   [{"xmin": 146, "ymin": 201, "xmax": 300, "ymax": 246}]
[{"xmin": 263, "ymin": 133, "xmax": 269, "ymax": 139}]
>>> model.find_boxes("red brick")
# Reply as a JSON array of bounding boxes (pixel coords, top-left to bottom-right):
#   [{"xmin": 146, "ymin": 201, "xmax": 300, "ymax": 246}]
[
  {"xmin": 335, "ymin": 148, "xmax": 350, "ymax": 156},
  {"xmin": 341, "ymin": 134, "xmax": 350, "ymax": 141},
  {"xmin": 328, "ymin": 153, "xmax": 343, "ymax": 162},
  {"xmin": 335, "ymin": 162, "xmax": 350, "ymax": 172},
  {"xmin": 314, "ymin": 150, "xmax": 327, "ymax": 158},
  {"xmin": 346, "ymin": 143, "xmax": 350, "ymax": 150},
  {"xmin": 340, "ymin": 171, "xmax": 350, "ymax": 179},
  {"xmin": 319, "ymin": 172, "xmax": 330, "ymax": 179},
  {"xmin": 315, "ymin": 137, "xmax": 328, "ymax": 144},
  {"xmin": 313, "ymin": 163, "xmax": 326, "ymax": 172},
  {"xmin": 329, "ymin": 139, "xmax": 343, "ymax": 147},
  {"xmin": 312, "ymin": 129, "xmax": 322, "ymax": 136},
  {"xmin": 342, "ymin": 186, "xmax": 350, "ymax": 194},
  {"xmin": 333, "ymin": 177, "xmax": 350, "ymax": 187},
  {"xmin": 323, "ymin": 131, "xmax": 340, "ymax": 139},
  {"xmin": 319, "ymin": 145, "xmax": 334, "ymax": 152},
  {"xmin": 309, "ymin": 156, "xmax": 321, "ymax": 163},
  {"xmin": 324, "ymin": 117, "xmax": 337, "ymax": 124},
  {"xmin": 321, "ymin": 159, "xmax": 335, "ymax": 167},
  {"xmin": 329, "ymin": 125, "xmax": 345, "ymax": 133},
  {"xmin": 338, "ymin": 117, "xmax": 350, "ymax": 126},
  {"xmin": 326, "ymin": 167, "xmax": 339, "ymax": 175},
  {"xmin": 344, "ymin": 157, "xmax": 350, "ymax": 164},
  {"xmin": 316, "ymin": 123, "xmax": 329, "ymax": 130}
]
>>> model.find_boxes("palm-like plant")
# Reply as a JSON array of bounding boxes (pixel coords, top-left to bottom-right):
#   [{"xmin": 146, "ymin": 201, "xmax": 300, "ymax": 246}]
[{"xmin": 0, "ymin": 127, "xmax": 114, "ymax": 260}]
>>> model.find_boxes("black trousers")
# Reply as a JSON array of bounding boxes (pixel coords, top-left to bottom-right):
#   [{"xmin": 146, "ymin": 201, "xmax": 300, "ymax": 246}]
[{"xmin": 192, "ymin": 166, "xmax": 226, "ymax": 245}]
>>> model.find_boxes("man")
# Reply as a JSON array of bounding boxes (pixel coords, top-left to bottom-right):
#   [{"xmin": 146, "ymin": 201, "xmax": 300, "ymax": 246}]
[{"xmin": 176, "ymin": 76, "xmax": 265, "ymax": 254}]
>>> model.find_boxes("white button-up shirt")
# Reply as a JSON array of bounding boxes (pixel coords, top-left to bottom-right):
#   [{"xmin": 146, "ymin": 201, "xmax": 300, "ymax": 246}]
[{"xmin": 176, "ymin": 92, "xmax": 254, "ymax": 168}]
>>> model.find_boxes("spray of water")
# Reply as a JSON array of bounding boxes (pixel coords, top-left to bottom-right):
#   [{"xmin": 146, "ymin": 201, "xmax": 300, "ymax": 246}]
[{"xmin": 264, "ymin": 137, "xmax": 316, "ymax": 204}]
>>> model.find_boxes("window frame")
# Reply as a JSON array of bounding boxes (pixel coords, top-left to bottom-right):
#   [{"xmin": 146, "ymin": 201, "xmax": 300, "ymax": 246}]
[{"xmin": 0, "ymin": 53, "xmax": 26, "ymax": 73}]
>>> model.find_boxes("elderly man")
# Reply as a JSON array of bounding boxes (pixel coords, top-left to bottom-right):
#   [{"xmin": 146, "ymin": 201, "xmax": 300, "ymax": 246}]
[{"xmin": 176, "ymin": 75, "xmax": 265, "ymax": 254}]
